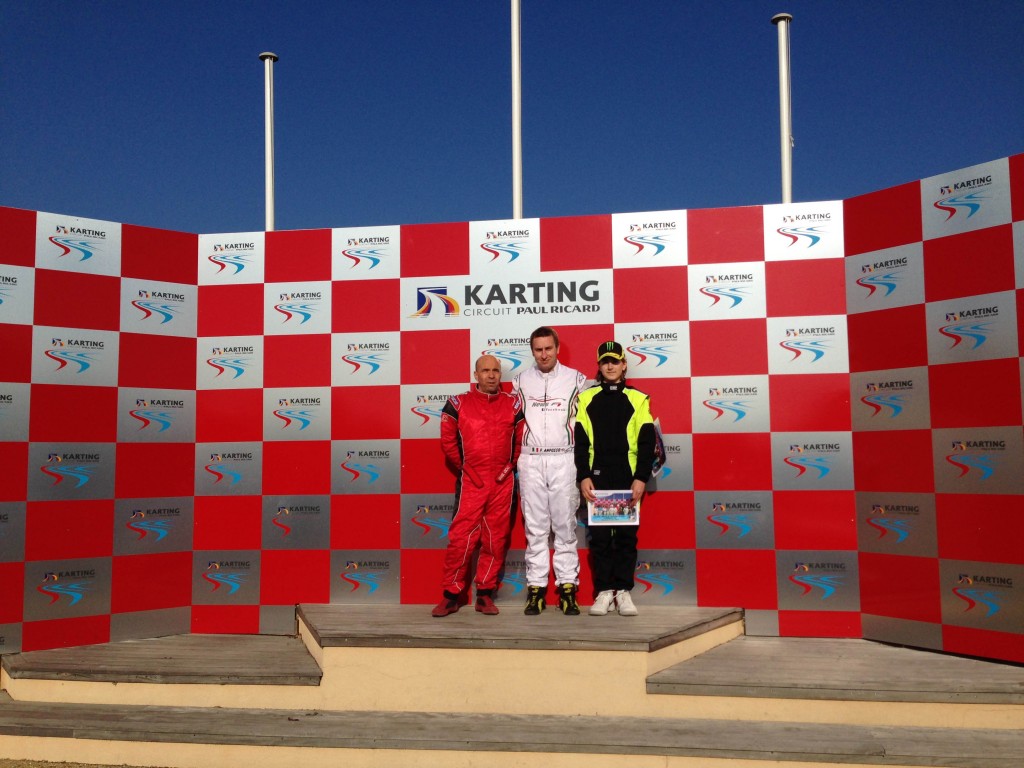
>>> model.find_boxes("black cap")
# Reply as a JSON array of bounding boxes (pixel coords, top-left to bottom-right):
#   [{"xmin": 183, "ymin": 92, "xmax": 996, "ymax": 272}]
[{"xmin": 596, "ymin": 341, "xmax": 625, "ymax": 362}]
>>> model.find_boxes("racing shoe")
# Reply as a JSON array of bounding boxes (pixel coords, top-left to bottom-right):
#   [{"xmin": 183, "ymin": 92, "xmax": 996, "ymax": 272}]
[
  {"xmin": 431, "ymin": 596, "xmax": 459, "ymax": 618},
  {"xmin": 558, "ymin": 583, "xmax": 580, "ymax": 616},
  {"xmin": 615, "ymin": 589, "xmax": 639, "ymax": 616},
  {"xmin": 589, "ymin": 589, "xmax": 615, "ymax": 616},
  {"xmin": 523, "ymin": 585, "xmax": 546, "ymax": 615},
  {"xmin": 475, "ymin": 593, "xmax": 499, "ymax": 615}
]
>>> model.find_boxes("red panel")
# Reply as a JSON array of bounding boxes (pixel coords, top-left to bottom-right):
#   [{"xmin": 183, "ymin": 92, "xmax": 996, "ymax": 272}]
[
  {"xmin": 695, "ymin": 549, "xmax": 777, "ymax": 609},
  {"xmin": 265, "ymin": 229, "xmax": 332, "ymax": 283},
  {"xmin": 21, "ymin": 614, "xmax": 110, "ymax": 651},
  {"xmin": 0, "ymin": 561, "xmax": 24, "ymax": 623},
  {"xmin": 260, "ymin": 549, "xmax": 331, "ymax": 604},
  {"xmin": 1009, "ymin": 152, "xmax": 1024, "ymax": 223},
  {"xmin": 195, "ymin": 389, "xmax": 263, "ymax": 442},
  {"xmin": 400, "ymin": 222, "xmax": 469, "ymax": 277},
  {"xmin": 400, "ymin": 549, "xmax": 447, "ymax": 603},
  {"xmin": 401, "ymin": 439, "xmax": 454, "ymax": 494},
  {"xmin": 923, "ymin": 225, "xmax": 1015, "ymax": 302},
  {"xmin": 635, "ymin": 377, "xmax": 691, "ymax": 434},
  {"xmin": 332, "ymin": 386, "xmax": 400, "ymax": 439},
  {"xmin": 769, "ymin": 374, "xmax": 851, "ymax": 432},
  {"xmin": 29, "ymin": 384, "xmax": 117, "ymax": 442},
  {"xmin": 111, "ymin": 552, "xmax": 192, "ymax": 613},
  {"xmin": 121, "ymin": 224, "xmax": 198, "ymax": 283},
  {"xmin": 859, "ymin": 551, "xmax": 941, "ymax": 623},
  {"xmin": 0, "ymin": 443, "xmax": 28, "ymax": 501},
  {"xmin": 847, "ymin": 304, "xmax": 928, "ymax": 373},
  {"xmin": 262, "ymin": 441, "xmax": 331, "ymax": 495},
  {"xmin": 852, "ymin": 430, "xmax": 934, "ymax": 493},
  {"xmin": 34, "ymin": 269, "xmax": 120, "ymax": 331},
  {"xmin": 190, "ymin": 604, "xmax": 259, "ymax": 634},
  {"xmin": 197, "ymin": 284, "xmax": 264, "ymax": 337},
  {"xmin": 115, "ymin": 443, "xmax": 195, "ymax": 498},
  {"xmin": 942, "ymin": 624, "xmax": 1024, "ymax": 664},
  {"xmin": 539, "ymin": 215, "xmax": 612, "ymax": 272},
  {"xmin": 687, "ymin": 206, "xmax": 764, "ymax": 265},
  {"xmin": 613, "ymin": 266, "xmax": 687, "ymax": 323},
  {"xmin": 0, "ymin": 206, "xmax": 36, "ymax": 267},
  {"xmin": 331, "ymin": 279, "xmax": 400, "ymax": 332},
  {"xmin": 640, "ymin": 491, "xmax": 694, "ymax": 548},
  {"xmin": 689, "ymin": 319, "xmax": 768, "ymax": 376},
  {"xmin": 264, "ymin": 333, "xmax": 331, "ymax": 387},
  {"xmin": 929, "ymin": 359, "xmax": 1022, "ymax": 429},
  {"xmin": 843, "ymin": 182, "xmax": 922, "ymax": 257},
  {"xmin": 400, "ymin": 328, "xmax": 470, "ymax": 385},
  {"xmin": 118, "ymin": 333, "xmax": 196, "ymax": 389},
  {"xmin": 0, "ymin": 324, "xmax": 32, "ymax": 382},
  {"xmin": 1019, "ymin": 289, "xmax": 1024, "ymax": 357},
  {"xmin": 193, "ymin": 495, "xmax": 262, "ymax": 550},
  {"xmin": 765, "ymin": 259, "xmax": 846, "ymax": 317},
  {"xmin": 25, "ymin": 500, "xmax": 113, "ymax": 560},
  {"xmin": 936, "ymin": 494, "xmax": 1024, "ymax": 564},
  {"xmin": 545, "ymin": 323, "xmax": 613, "ymax": 373},
  {"xmin": 778, "ymin": 610, "xmax": 861, "ymax": 638},
  {"xmin": 773, "ymin": 491, "xmax": 857, "ymax": 549},
  {"xmin": 331, "ymin": 494, "xmax": 400, "ymax": 549},
  {"xmin": 692, "ymin": 433, "xmax": 772, "ymax": 491}
]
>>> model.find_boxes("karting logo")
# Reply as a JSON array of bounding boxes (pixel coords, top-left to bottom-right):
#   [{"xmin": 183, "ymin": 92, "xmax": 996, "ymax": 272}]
[
  {"xmin": 37, "ymin": 570, "xmax": 94, "ymax": 605},
  {"xmin": 340, "ymin": 560, "xmax": 390, "ymax": 592},
  {"xmin": 866, "ymin": 504, "xmax": 914, "ymax": 544},
  {"xmin": 412, "ymin": 504, "xmax": 452, "ymax": 538},
  {"xmin": 132, "ymin": 289, "xmax": 184, "ymax": 324},
  {"xmin": 272, "ymin": 506, "xmax": 292, "ymax": 536},
  {"xmin": 481, "ymin": 230, "xmax": 530, "ymax": 262},
  {"xmin": 411, "ymin": 393, "xmax": 447, "ymax": 425},
  {"xmin": 39, "ymin": 453, "xmax": 97, "ymax": 488},
  {"xmin": 783, "ymin": 443, "xmax": 838, "ymax": 479},
  {"xmin": 340, "ymin": 450, "xmax": 387, "ymax": 484},
  {"xmin": 700, "ymin": 274, "xmax": 752, "ymax": 308},
  {"xmin": 202, "ymin": 561, "xmax": 248, "ymax": 594},
  {"xmin": 707, "ymin": 503, "xmax": 755, "ymax": 537},
  {"xmin": 0, "ymin": 274, "xmax": 16, "ymax": 306},
  {"xmin": 273, "ymin": 398, "xmax": 321, "ymax": 431},
  {"xmin": 702, "ymin": 387, "xmax": 755, "ymax": 422},
  {"xmin": 49, "ymin": 225, "xmax": 106, "ymax": 261},
  {"xmin": 777, "ymin": 213, "xmax": 830, "ymax": 247},
  {"xmin": 779, "ymin": 327, "xmax": 834, "ymax": 362},
  {"xmin": 484, "ymin": 338, "xmax": 532, "ymax": 371},
  {"xmin": 409, "ymin": 286, "xmax": 460, "ymax": 318},
  {"xmin": 274, "ymin": 292, "xmax": 321, "ymax": 324},
  {"xmin": 208, "ymin": 243, "xmax": 254, "ymax": 275},
  {"xmin": 129, "ymin": 399, "xmax": 183, "ymax": 432},
  {"xmin": 627, "ymin": 333, "xmax": 678, "ymax": 367},
  {"xmin": 934, "ymin": 176, "xmax": 991, "ymax": 221},
  {"xmin": 126, "ymin": 509, "xmax": 177, "ymax": 541},
  {"xmin": 856, "ymin": 258, "xmax": 906, "ymax": 298},
  {"xmin": 860, "ymin": 382, "xmax": 909, "ymax": 419},
  {"xmin": 634, "ymin": 561, "xmax": 682, "ymax": 596},
  {"xmin": 789, "ymin": 562, "xmax": 845, "ymax": 599},
  {"xmin": 342, "ymin": 237, "xmax": 389, "ymax": 269},
  {"xmin": 952, "ymin": 573, "xmax": 1009, "ymax": 617},
  {"xmin": 944, "ymin": 440, "xmax": 1002, "ymax": 480},
  {"xmin": 624, "ymin": 222, "xmax": 675, "ymax": 256},
  {"xmin": 342, "ymin": 342, "xmax": 390, "ymax": 374},
  {"xmin": 45, "ymin": 338, "xmax": 101, "ymax": 373},
  {"xmin": 204, "ymin": 453, "xmax": 248, "ymax": 485},
  {"xmin": 939, "ymin": 308, "xmax": 996, "ymax": 350},
  {"xmin": 498, "ymin": 560, "xmax": 529, "ymax": 595},
  {"xmin": 206, "ymin": 346, "xmax": 254, "ymax": 379}
]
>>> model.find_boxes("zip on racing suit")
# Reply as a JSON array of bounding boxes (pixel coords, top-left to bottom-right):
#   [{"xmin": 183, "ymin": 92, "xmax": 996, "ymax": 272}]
[
  {"xmin": 439, "ymin": 385, "xmax": 525, "ymax": 596},
  {"xmin": 512, "ymin": 361, "xmax": 588, "ymax": 588}
]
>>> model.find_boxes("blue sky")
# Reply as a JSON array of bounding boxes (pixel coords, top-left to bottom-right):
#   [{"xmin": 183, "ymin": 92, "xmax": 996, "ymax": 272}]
[{"xmin": 2, "ymin": 0, "xmax": 1022, "ymax": 235}]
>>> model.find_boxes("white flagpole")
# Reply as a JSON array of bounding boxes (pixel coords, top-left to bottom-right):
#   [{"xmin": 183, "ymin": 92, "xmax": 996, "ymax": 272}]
[
  {"xmin": 511, "ymin": 0, "xmax": 523, "ymax": 219},
  {"xmin": 771, "ymin": 14, "xmax": 793, "ymax": 204},
  {"xmin": 259, "ymin": 52, "xmax": 279, "ymax": 231}
]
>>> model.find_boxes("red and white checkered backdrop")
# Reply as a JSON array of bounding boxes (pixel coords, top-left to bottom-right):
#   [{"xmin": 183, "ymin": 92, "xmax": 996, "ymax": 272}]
[{"xmin": 1, "ymin": 153, "xmax": 1021, "ymax": 662}]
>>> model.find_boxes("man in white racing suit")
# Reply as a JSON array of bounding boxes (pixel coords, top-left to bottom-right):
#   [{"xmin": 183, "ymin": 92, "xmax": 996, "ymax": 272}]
[{"xmin": 512, "ymin": 326, "xmax": 588, "ymax": 616}]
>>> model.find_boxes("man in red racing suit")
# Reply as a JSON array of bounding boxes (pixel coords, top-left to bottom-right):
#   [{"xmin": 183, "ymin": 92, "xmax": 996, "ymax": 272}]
[{"xmin": 432, "ymin": 354, "xmax": 525, "ymax": 616}]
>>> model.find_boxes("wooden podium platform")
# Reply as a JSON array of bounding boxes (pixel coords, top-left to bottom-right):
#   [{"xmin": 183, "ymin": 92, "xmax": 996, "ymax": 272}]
[{"xmin": 1, "ymin": 604, "xmax": 1021, "ymax": 767}]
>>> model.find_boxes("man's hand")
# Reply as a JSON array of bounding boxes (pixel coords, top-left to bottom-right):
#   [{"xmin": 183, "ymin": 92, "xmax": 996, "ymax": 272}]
[
  {"xmin": 630, "ymin": 479, "xmax": 646, "ymax": 502},
  {"xmin": 579, "ymin": 477, "xmax": 596, "ymax": 502}
]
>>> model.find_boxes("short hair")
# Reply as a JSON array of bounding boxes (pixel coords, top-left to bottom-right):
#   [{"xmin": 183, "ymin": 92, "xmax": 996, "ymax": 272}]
[{"xmin": 530, "ymin": 326, "xmax": 559, "ymax": 349}]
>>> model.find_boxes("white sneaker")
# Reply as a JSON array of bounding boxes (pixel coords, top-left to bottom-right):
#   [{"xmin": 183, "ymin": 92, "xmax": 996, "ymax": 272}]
[
  {"xmin": 615, "ymin": 590, "xmax": 638, "ymax": 616},
  {"xmin": 589, "ymin": 590, "xmax": 615, "ymax": 616}
]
